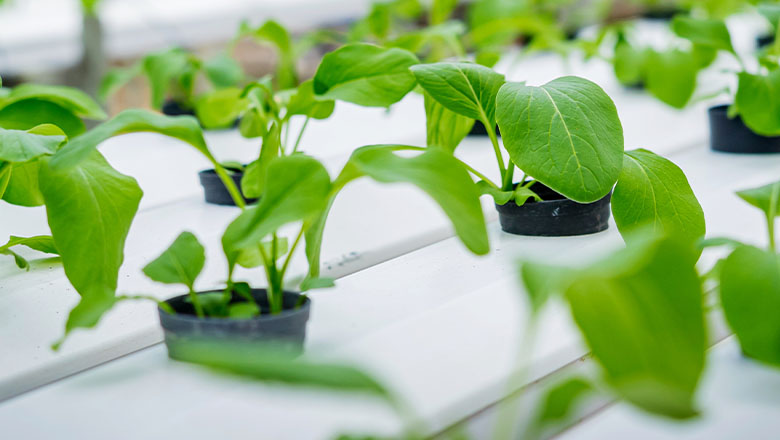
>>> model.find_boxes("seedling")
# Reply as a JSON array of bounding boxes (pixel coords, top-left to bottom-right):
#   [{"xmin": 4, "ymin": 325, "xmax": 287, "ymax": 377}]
[
  {"xmin": 100, "ymin": 47, "xmax": 245, "ymax": 122},
  {"xmin": 0, "ymin": 82, "xmax": 245, "ymax": 345}
]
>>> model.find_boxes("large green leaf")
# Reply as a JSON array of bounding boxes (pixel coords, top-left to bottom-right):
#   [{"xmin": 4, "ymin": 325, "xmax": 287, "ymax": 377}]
[
  {"xmin": 168, "ymin": 341, "xmax": 393, "ymax": 400},
  {"xmin": 313, "ymin": 44, "xmax": 419, "ymax": 107},
  {"xmin": 0, "ymin": 127, "xmax": 63, "ymax": 163},
  {"xmin": 336, "ymin": 145, "xmax": 488, "ymax": 255},
  {"xmin": 143, "ymin": 232, "xmax": 205, "ymax": 291},
  {"xmin": 423, "ymin": 92, "xmax": 474, "ymax": 152},
  {"xmin": 49, "ymin": 109, "xmax": 216, "ymax": 170},
  {"xmin": 496, "ymin": 76, "xmax": 624, "ymax": 203},
  {"xmin": 0, "ymin": 99, "xmax": 86, "ymax": 138},
  {"xmin": 39, "ymin": 152, "xmax": 143, "ymax": 344},
  {"xmin": 644, "ymin": 49, "xmax": 698, "ymax": 109},
  {"xmin": 0, "ymin": 84, "xmax": 106, "ymax": 120},
  {"xmin": 719, "ymin": 245, "xmax": 780, "ymax": 366},
  {"xmin": 612, "ymin": 149, "xmax": 705, "ymax": 243},
  {"xmin": 410, "ymin": 62, "xmax": 505, "ymax": 125},
  {"xmin": 734, "ymin": 71, "xmax": 780, "ymax": 136},
  {"xmin": 223, "ymin": 155, "xmax": 332, "ymax": 271},
  {"xmin": 562, "ymin": 232, "xmax": 705, "ymax": 418},
  {"xmin": 671, "ymin": 16, "xmax": 735, "ymax": 54}
]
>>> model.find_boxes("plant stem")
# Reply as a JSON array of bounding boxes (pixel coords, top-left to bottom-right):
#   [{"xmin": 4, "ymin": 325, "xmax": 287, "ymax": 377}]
[
  {"xmin": 769, "ymin": 183, "xmax": 779, "ymax": 253},
  {"xmin": 279, "ymin": 227, "xmax": 305, "ymax": 282},
  {"xmin": 485, "ymin": 121, "xmax": 509, "ymax": 189},
  {"xmin": 213, "ymin": 162, "xmax": 246, "ymax": 209},
  {"xmin": 256, "ymin": 241, "xmax": 277, "ymax": 313},
  {"xmin": 117, "ymin": 294, "xmax": 175, "ymax": 314},
  {"xmin": 462, "ymin": 162, "xmax": 500, "ymax": 189},
  {"xmin": 290, "ymin": 117, "xmax": 310, "ymax": 155},
  {"xmin": 188, "ymin": 287, "xmax": 205, "ymax": 318}
]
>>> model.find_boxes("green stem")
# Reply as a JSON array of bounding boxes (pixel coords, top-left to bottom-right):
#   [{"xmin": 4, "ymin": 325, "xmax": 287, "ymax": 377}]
[
  {"xmin": 279, "ymin": 227, "xmax": 305, "ymax": 282},
  {"xmin": 462, "ymin": 162, "xmax": 500, "ymax": 189},
  {"xmin": 256, "ymin": 241, "xmax": 278, "ymax": 312},
  {"xmin": 485, "ymin": 120, "xmax": 509, "ymax": 189},
  {"xmin": 213, "ymin": 162, "xmax": 246, "ymax": 209},
  {"xmin": 187, "ymin": 287, "xmax": 205, "ymax": 318},
  {"xmin": 769, "ymin": 183, "xmax": 779, "ymax": 253},
  {"xmin": 290, "ymin": 117, "xmax": 310, "ymax": 155}
]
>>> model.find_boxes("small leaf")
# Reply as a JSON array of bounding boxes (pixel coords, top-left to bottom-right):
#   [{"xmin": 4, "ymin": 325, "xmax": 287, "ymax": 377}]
[
  {"xmin": 719, "ymin": 245, "xmax": 780, "ymax": 366},
  {"xmin": 194, "ymin": 88, "xmax": 245, "ymax": 129},
  {"xmin": 736, "ymin": 180, "xmax": 780, "ymax": 219},
  {"xmin": 411, "ymin": 62, "xmax": 505, "ymax": 125},
  {"xmin": 313, "ymin": 44, "xmax": 419, "ymax": 107},
  {"xmin": 0, "ymin": 127, "xmax": 64, "ymax": 163},
  {"xmin": 476, "ymin": 181, "xmax": 513, "ymax": 205},
  {"xmin": 228, "ymin": 302, "xmax": 260, "ymax": 319},
  {"xmin": 285, "ymin": 80, "xmax": 335, "ymax": 120},
  {"xmin": 734, "ymin": 71, "xmax": 780, "ymax": 136},
  {"xmin": 239, "ymin": 108, "xmax": 267, "ymax": 139},
  {"xmin": 236, "ymin": 236, "xmax": 289, "ymax": 269},
  {"xmin": 497, "ymin": 77, "xmax": 624, "ymax": 203},
  {"xmin": 644, "ymin": 49, "xmax": 698, "ymax": 109},
  {"xmin": 142, "ymin": 232, "xmax": 206, "ymax": 291},
  {"xmin": 612, "ymin": 149, "xmax": 705, "ymax": 244},
  {"xmin": 203, "ymin": 53, "xmax": 244, "ymax": 89},
  {"xmin": 0, "ymin": 235, "xmax": 58, "ymax": 255}
]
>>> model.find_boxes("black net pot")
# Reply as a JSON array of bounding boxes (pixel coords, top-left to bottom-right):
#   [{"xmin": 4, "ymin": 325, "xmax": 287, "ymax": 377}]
[
  {"xmin": 198, "ymin": 168, "xmax": 258, "ymax": 206},
  {"xmin": 468, "ymin": 120, "xmax": 501, "ymax": 137},
  {"xmin": 159, "ymin": 289, "xmax": 311, "ymax": 363},
  {"xmin": 708, "ymin": 105, "xmax": 780, "ymax": 154},
  {"xmin": 495, "ymin": 182, "xmax": 612, "ymax": 237},
  {"xmin": 162, "ymin": 99, "xmax": 196, "ymax": 117}
]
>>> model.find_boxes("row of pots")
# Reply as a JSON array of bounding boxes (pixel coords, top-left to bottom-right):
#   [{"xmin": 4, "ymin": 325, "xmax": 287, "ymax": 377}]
[{"xmin": 161, "ymin": 101, "xmax": 775, "ymax": 364}]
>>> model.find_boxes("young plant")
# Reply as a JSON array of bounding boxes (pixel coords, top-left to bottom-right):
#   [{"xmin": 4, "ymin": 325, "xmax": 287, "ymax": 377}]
[
  {"xmin": 100, "ymin": 47, "xmax": 245, "ymax": 123},
  {"xmin": 1, "ymin": 83, "xmax": 245, "ymax": 345},
  {"xmin": 413, "ymin": 61, "xmax": 705, "ymax": 241}
]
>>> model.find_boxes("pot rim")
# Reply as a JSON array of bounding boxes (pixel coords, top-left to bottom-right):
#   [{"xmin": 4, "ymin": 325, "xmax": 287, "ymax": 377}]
[{"xmin": 158, "ymin": 289, "xmax": 309, "ymax": 323}]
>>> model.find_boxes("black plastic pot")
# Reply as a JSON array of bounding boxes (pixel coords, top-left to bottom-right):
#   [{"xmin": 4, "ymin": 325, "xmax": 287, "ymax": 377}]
[
  {"xmin": 162, "ymin": 99, "xmax": 195, "ymax": 117},
  {"xmin": 641, "ymin": 8, "xmax": 681, "ymax": 20},
  {"xmin": 198, "ymin": 168, "xmax": 258, "ymax": 206},
  {"xmin": 757, "ymin": 34, "xmax": 774, "ymax": 49},
  {"xmin": 708, "ymin": 105, "xmax": 780, "ymax": 154},
  {"xmin": 468, "ymin": 120, "xmax": 501, "ymax": 137},
  {"xmin": 495, "ymin": 182, "xmax": 612, "ymax": 237},
  {"xmin": 159, "ymin": 289, "xmax": 311, "ymax": 362}
]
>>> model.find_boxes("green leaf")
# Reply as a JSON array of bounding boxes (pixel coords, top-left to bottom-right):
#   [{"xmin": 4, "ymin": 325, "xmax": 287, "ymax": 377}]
[
  {"xmin": 337, "ymin": 145, "xmax": 489, "ymax": 255},
  {"xmin": 671, "ymin": 16, "xmax": 735, "ymax": 54},
  {"xmin": 238, "ymin": 108, "xmax": 267, "ymax": 138},
  {"xmin": 496, "ymin": 76, "xmax": 624, "ymax": 203},
  {"xmin": 241, "ymin": 122, "xmax": 281, "ymax": 199},
  {"xmin": 562, "ymin": 233, "xmax": 705, "ymax": 418},
  {"xmin": 0, "ymin": 127, "xmax": 64, "ymax": 163},
  {"xmin": 0, "ymin": 99, "xmax": 86, "ymax": 138},
  {"xmin": 431, "ymin": 0, "xmax": 457, "ymax": 25},
  {"xmin": 719, "ymin": 245, "xmax": 780, "ymax": 366},
  {"xmin": 0, "ymin": 235, "xmax": 58, "ymax": 255},
  {"xmin": 423, "ymin": 92, "xmax": 474, "ymax": 152},
  {"xmin": 734, "ymin": 71, "xmax": 780, "ymax": 136},
  {"xmin": 736, "ymin": 180, "xmax": 780, "ymax": 219},
  {"xmin": 300, "ymin": 277, "xmax": 335, "ymax": 291},
  {"xmin": 367, "ymin": 3, "xmax": 391, "ymax": 40},
  {"xmin": 236, "ymin": 236, "xmax": 289, "ymax": 269},
  {"xmin": 49, "ymin": 109, "xmax": 217, "ymax": 170},
  {"xmin": 142, "ymin": 48, "xmax": 199, "ymax": 109},
  {"xmin": 194, "ymin": 88, "xmax": 246, "ymax": 129},
  {"xmin": 527, "ymin": 378, "xmax": 594, "ymax": 438},
  {"xmin": 40, "ymin": 152, "xmax": 142, "ymax": 344},
  {"xmin": 475, "ymin": 181, "xmax": 513, "ymax": 205},
  {"xmin": 285, "ymin": 80, "xmax": 335, "ymax": 120},
  {"xmin": 99, "ymin": 64, "xmax": 142, "ymax": 103},
  {"xmin": 612, "ymin": 149, "xmax": 705, "ymax": 244},
  {"xmin": 613, "ymin": 41, "xmax": 647, "ymax": 86},
  {"xmin": 203, "ymin": 53, "xmax": 244, "ymax": 89},
  {"xmin": 313, "ymin": 44, "xmax": 419, "ymax": 107},
  {"xmin": 143, "ymin": 232, "xmax": 205, "ymax": 290},
  {"xmin": 0, "ymin": 84, "xmax": 106, "ymax": 120},
  {"xmin": 2, "ymin": 160, "xmax": 44, "ymax": 206},
  {"xmin": 253, "ymin": 20, "xmax": 292, "ymax": 57},
  {"xmin": 228, "ymin": 302, "xmax": 261, "ymax": 319},
  {"xmin": 644, "ymin": 49, "xmax": 698, "ymax": 109},
  {"xmin": 223, "ymin": 155, "xmax": 332, "ymax": 271},
  {"xmin": 410, "ymin": 62, "xmax": 505, "ymax": 125},
  {"xmin": 168, "ymin": 341, "xmax": 393, "ymax": 400}
]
